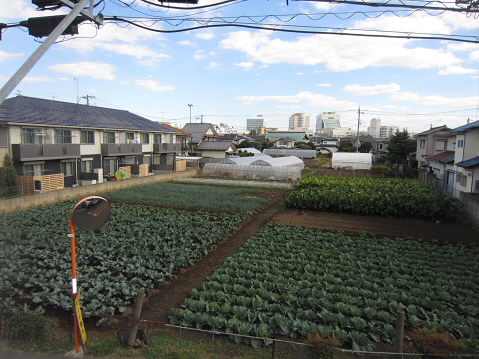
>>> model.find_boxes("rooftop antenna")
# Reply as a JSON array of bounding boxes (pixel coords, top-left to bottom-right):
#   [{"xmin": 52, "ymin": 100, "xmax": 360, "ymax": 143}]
[{"xmin": 74, "ymin": 77, "xmax": 81, "ymax": 103}]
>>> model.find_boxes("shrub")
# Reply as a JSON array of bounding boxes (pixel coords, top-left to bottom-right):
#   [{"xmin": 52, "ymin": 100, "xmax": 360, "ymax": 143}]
[
  {"xmin": 7, "ymin": 312, "xmax": 55, "ymax": 343},
  {"xmin": 407, "ymin": 327, "xmax": 469, "ymax": 358},
  {"xmin": 305, "ymin": 332, "xmax": 342, "ymax": 359}
]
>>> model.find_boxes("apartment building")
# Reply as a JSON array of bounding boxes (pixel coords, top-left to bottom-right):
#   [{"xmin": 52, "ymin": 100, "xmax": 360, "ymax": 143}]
[{"xmin": 0, "ymin": 96, "xmax": 182, "ymax": 190}]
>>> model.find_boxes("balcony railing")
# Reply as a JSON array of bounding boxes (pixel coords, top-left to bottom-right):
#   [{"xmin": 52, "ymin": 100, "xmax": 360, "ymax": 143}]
[
  {"xmin": 153, "ymin": 143, "xmax": 182, "ymax": 153},
  {"xmin": 12, "ymin": 144, "xmax": 81, "ymax": 161},
  {"xmin": 101, "ymin": 143, "xmax": 142, "ymax": 156}
]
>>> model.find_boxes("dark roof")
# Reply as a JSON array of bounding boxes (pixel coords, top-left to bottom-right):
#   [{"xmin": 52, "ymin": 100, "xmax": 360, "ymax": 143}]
[
  {"xmin": 427, "ymin": 151, "xmax": 455, "ymax": 162},
  {"xmin": 182, "ymin": 123, "xmax": 217, "ymax": 144},
  {"xmin": 456, "ymin": 156, "xmax": 479, "ymax": 169},
  {"xmin": 452, "ymin": 120, "xmax": 479, "ymax": 133},
  {"xmin": 416, "ymin": 125, "xmax": 450, "ymax": 136},
  {"xmin": 196, "ymin": 140, "xmax": 235, "ymax": 151},
  {"xmin": 0, "ymin": 96, "xmax": 175, "ymax": 132}
]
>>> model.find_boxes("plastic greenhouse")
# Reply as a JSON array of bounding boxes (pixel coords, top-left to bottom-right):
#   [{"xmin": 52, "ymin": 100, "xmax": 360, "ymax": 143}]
[
  {"xmin": 331, "ymin": 152, "xmax": 372, "ymax": 170},
  {"xmin": 263, "ymin": 148, "xmax": 317, "ymax": 158},
  {"xmin": 203, "ymin": 156, "xmax": 304, "ymax": 181}
]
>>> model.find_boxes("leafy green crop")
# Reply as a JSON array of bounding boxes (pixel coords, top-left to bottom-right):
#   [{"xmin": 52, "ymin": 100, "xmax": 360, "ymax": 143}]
[
  {"xmin": 285, "ymin": 176, "xmax": 460, "ymax": 221},
  {"xmin": 102, "ymin": 182, "xmax": 268, "ymax": 213},
  {"xmin": 170, "ymin": 225, "xmax": 479, "ymax": 350},
  {"xmin": 0, "ymin": 202, "xmax": 247, "ymax": 315}
]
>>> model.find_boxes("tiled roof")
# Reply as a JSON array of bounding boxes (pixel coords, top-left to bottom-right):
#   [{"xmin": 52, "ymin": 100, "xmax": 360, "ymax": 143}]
[
  {"xmin": 452, "ymin": 120, "xmax": 479, "ymax": 133},
  {"xmin": 182, "ymin": 123, "xmax": 217, "ymax": 144},
  {"xmin": 416, "ymin": 125, "xmax": 450, "ymax": 136},
  {"xmin": 0, "ymin": 96, "xmax": 175, "ymax": 132},
  {"xmin": 196, "ymin": 141, "xmax": 235, "ymax": 151},
  {"xmin": 160, "ymin": 122, "xmax": 191, "ymax": 136},
  {"xmin": 456, "ymin": 156, "xmax": 479, "ymax": 169},
  {"xmin": 426, "ymin": 151, "xmax": 455, "ymax": 162}
]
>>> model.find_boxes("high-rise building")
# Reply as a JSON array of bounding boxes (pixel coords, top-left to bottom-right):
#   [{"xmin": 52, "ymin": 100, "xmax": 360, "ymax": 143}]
[
  {"xmin": 368, "ymin": 118, "xmax": 381, "ymax": 138},
  {"xmin": 380, "ymin": 126, "xmax": 399, "ymax": 138},
  {"xmin": 289, "ymin": 113, "xmax": 310, "ymax": 131},
  {"xmin": 316, "ymin": 112, "xmax": 341, "ymax": 131},
  {"xmin": 246, "ymin": 115, "xmax": 264, "ymax": 134}
]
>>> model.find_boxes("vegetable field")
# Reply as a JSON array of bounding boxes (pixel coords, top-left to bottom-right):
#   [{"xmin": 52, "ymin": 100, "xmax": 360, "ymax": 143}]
[
  {"xmin": 0, "ymin": 201, "xmax": 247, "ymax": 315},
  {"xmin": 170, "ymin": 225, "xmax": 479, "ymax": 350},
  {"xmin": 285, "ymin": 176, "xmax": 460, "ymax": 221},
  {"xmin": 102, "ymin": 182, "xmax": 268, "ymax": 212}
]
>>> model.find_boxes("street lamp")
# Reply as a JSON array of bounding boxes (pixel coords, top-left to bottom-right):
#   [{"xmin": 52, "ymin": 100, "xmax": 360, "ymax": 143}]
[{"xmin": 188, "ymin": 104, "xmax": 192, "ymax": 123}]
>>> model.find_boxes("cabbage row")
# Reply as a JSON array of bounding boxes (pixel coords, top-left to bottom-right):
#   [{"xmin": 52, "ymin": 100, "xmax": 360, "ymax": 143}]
[
  {"xmin": 170, "ymin": 225, "xmax": 479, "ymax": 350},
  {"xmin": 0, "ymin": 202, "xmax": 247, "ymax": 315},
  {"xmin": 285, "ymin": 176, "xmax": 460, "ymax": 221}
]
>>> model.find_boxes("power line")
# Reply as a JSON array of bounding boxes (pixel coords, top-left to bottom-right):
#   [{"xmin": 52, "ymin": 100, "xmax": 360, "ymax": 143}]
[{"xmin": 103, "ymin": 17, "xmax": 479, "ymax": 43}]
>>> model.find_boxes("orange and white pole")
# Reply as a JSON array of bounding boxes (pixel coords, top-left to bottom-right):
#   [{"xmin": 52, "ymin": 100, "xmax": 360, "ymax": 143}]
[{"xmin": 69, "ymin": 216, "xmax": 81, "ymax": 353}]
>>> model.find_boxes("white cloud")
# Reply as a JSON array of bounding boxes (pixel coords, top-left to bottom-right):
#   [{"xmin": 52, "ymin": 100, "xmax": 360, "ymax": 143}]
[
  {"xmin": 195, "ymin": 31, "xmax": 215, "ymax": 40},
  {"xmin": 345, "ymin": 83, "xmax": 401, "ymax": 96},
  {"xmin": 59, "ymin": 24, "xmax": 169, "ymax": 66},
  {"xmin": 49, "ymin": 62, "xmax": 116, "ymax": 80},
  {"xmin": 0, "ymin": 50, "xmax": 23, "ymax": 63},
  {"xmin": 220, "ymin": 31, "xmax": 462, "ymax": 73},
  {"xmin": 134, "ymin": 79, "xmax": 175, "ymax": 92},
  {"xmin": 295, "ymin": 72, "xmax": 304, "ymax": 76},
  {"xmin": 0, "ymin": 0, "xmax": 40, "ymax": 21},
  {"xmin": 234, "ymin": 62, "xmax": 254, "ymax": 69},
  {"xmin": 439, "ymin": 65, "xmax": 479, "ymax": 75},
  {"xmin": 316, "ymin": 83, "xmax": 332, "ymax": 87},
  {"xmin": 24, "ymin": 76, "xmax": 54, "ymax": 83},
  {"xmin": 208, "ymin": 62, "xmax": 220, "ymax": 69},
  {"xmin": 391, "ymin": 91, "xmax": 479, "ymax": 107},
  {"xmin": 178, "ymin": 40, "xmax": 195, "ymax": 46}
]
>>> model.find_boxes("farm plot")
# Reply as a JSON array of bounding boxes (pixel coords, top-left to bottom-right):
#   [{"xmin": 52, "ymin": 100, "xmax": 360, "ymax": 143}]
[
  {"xmin": 102, "ymin": 182, "xmax": 269, "ymax": 213},
  {"xmin": 0, "ymin": 201, "xmax": 247, "ymax": 315},
  {"xmin": 285, "ymin": 176, "xmax": 460, "ymax": 221},
  {"xmin": 170, "ymin": 225, "xmax": 479, "ymax": 350}
]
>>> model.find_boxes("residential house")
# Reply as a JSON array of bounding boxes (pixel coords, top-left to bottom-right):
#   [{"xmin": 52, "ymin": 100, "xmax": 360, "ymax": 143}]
[
  {"xmin": 316, "ymin": 137, "xmax": 339, "ymax": 154},
  {"xmin": 160, "ymin": 122, "xmax": 191, "ymax": 156},
  {"xmin": 0, "ymin": 96, "xmax": 181, "ymax": 190},
  {"xmin": 415, "ymin": 125, "xmax": 451, "ymax": 168},
  {"xmin": 452, "ymin": 120, "xmax": 479, "ymax": 194},
  {"xmin": 182, "ymin": 123, "xmax": 236, "ymax": 158}
]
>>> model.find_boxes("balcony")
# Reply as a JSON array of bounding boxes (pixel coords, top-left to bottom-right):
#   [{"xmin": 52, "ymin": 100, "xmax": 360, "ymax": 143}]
[
  {"xmin": 12, "ymin": 144, "xmax": 80, "ymax": 161},
  {"xmin": 101, "ymin": 143, "xmax": 142, "ymax": 156},
  {"xmin": 153, "ymin": 143, "xmax": 182, "ymax": 153}
]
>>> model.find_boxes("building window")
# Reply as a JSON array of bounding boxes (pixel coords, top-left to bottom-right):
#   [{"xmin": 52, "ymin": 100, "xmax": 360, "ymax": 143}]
[
  {"xmin": 457, "ymin": 139, "xmax": 464, "ymax": 148},
  {"xmin": 22, "ymin": 128, "xmax": 43, "ymax": 144},
  {"xmin": 61, "ymin": 161, "xmax": 74, "ymax": 177},
  {"xmin": 154, "ymin": 134, "xmax": 162, "ymax": 144},
  {"xmin": 419, "ymin": 139, "xmax": 426, "ymax": 149},
  {"xmin": 55, "ymin": 129, "xmax": 72, "ymax": 144},
  {"xmin": 456, "ymin": 173, "xmax": 467, "ymax": 187},
  {"xmin": 103, "ymin": 158, "xmax": 116, "ymax": 175},
  {"xmin": 140, "ymin": 133, "xmax": 150, "ymax": 144},
  {"xmin": 24, "ymin": 163, "xmax": 43, "ymax": 176},
  {"xmin": 80, "ymin": 130, "xmax": 95, "ymax": 144},
  {"xmin": 126, "ymin": 132, "xmax": 135, "ymax": 144},
  {"xmin": 81, "ymin": 159, "xmax": 93, "ymax": 173},
  {"xmin": 103, "ymin": 132, "xmax": 116, "ymax": 144}
]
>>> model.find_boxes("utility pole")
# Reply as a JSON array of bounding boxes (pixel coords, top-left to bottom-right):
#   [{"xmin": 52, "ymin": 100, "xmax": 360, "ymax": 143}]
[
  {"xmin": 188, "ymin": 104, "xmax": 192, "ymax": 123},
  {"xmin": 355, "ymin": 106, "xmax": 363, "ymax": 152},
  {"xmin": 0, "ymin": 0, "xmax": 103, "ymax": 106},
  {"xmin": 81, "ymin": 95, "xmax": 95, "ymax": 106}
]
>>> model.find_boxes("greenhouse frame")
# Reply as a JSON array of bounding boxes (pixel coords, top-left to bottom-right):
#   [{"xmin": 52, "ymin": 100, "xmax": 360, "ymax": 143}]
[{"xmin": 202, "ymin": 162, "xmax": 302, "ymax": 181}]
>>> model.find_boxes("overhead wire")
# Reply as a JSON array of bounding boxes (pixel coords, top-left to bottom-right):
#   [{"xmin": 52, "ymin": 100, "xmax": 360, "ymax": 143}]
[{"xmin": 104, "ymin": 16, "xmax": 479, "ymax": 43}]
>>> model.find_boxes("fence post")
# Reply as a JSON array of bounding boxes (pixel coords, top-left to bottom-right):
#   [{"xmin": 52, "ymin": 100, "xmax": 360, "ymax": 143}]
[
  {"xmin": 128, "ymin": 290, "xmax": 145, "ymax": 347},
  {"xmin": 393, "ymin": 310, "xmax": 405, "ymax": 353}
]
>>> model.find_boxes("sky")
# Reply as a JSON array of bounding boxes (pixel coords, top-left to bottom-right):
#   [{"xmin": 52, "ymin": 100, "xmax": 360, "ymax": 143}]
[{"xmin": 0, "ymin": 0, "xmax": 478, "ymax": 134}]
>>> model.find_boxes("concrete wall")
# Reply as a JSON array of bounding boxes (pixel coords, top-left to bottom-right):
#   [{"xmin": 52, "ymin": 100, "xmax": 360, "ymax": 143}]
[
  {"xmin": 463, "ymin": 192, "xmax": 479, "ymax": 228},
  {"xmin": 0, "ymin": 169, "xmax": 199, "ymax": 214}
]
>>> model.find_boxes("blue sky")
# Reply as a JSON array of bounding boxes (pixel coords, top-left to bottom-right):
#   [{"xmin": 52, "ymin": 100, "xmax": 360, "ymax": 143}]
[{"xmin": 1, "ymin": 0, "xmax": 478, "ymax": 134}]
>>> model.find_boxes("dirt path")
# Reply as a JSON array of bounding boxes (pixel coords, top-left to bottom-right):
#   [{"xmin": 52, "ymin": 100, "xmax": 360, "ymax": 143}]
[
  {"xmin": 140, "ymin": 195, "xmax": 478, "ymax": 323},
  {"xmin": 140, "ymin": 193, "xmax": 287, "ymax": 322}
]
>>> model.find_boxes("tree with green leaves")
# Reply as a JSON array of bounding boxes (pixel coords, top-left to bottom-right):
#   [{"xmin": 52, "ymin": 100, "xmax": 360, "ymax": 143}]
[
  {"xmin": 338, "ymin": 141, "xmax": 355, "ymax": 152},
  {"xmin": 387, "ymin": 130, "xmax": 417, "ymax": 165},
  {"xmin": 2, "ymin": 153, "xmax": 19, "ymax": 197},
  {"xmin": 359, "ymin": 141, "xmax": 373, "ymax": 153}
]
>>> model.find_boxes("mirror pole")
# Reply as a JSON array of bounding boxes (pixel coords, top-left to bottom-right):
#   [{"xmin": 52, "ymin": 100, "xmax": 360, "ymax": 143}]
[{"xmin": 69, "ymin": 216, "xmax": 81, "ymax": 353}]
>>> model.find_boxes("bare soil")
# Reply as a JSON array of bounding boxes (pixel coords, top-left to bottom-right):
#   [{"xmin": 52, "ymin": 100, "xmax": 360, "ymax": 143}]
[{"xmin": 140, "ymin": 191, "xmax": 478, "ymax": 324}]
